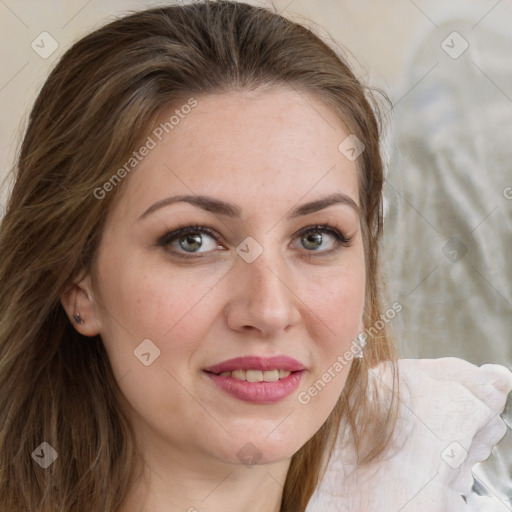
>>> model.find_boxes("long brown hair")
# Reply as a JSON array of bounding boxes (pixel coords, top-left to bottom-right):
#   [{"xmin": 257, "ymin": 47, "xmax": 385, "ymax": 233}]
[{"xmin": 0, "ymin": 2, "xmax": 399, "ymax": 510}]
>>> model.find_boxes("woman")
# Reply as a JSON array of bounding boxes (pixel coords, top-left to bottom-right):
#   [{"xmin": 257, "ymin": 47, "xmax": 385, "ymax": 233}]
[{"xmin": 0, "ymin": 2, "xmax": 510, "ymax": 511}]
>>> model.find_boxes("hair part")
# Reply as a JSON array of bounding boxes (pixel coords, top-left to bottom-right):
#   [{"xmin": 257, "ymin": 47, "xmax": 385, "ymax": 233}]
[{"xmin": 0, "ymin": 2, "xmax": 399, "ymax": 511}]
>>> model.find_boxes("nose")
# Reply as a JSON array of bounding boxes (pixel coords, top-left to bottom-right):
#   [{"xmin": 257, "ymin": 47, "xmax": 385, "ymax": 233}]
[{"xmin": 225, "ymin": 248, "xmax": 302, "ymax": 338}]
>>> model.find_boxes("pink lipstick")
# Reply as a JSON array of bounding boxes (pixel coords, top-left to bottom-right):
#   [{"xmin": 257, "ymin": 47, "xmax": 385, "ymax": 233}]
[{"xmin": 203, "ymin": 355, "xmax": 306, "ymax": 404}]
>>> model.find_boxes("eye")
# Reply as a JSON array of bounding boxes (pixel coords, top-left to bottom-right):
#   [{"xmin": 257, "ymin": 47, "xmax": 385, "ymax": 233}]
[
  {"xmin": 158, "ymin": 224, "xmax": 224, "ymax": 256},
  {"xmin": 292, "ymin": 224, "xmax": 352, "ymax": 253},
  {"xmin": 157, "ymin": 223, "xmax": 352, "ymax": 259}
]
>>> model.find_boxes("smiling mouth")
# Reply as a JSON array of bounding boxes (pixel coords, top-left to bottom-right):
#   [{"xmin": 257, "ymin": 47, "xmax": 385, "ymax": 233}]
[
  {"xmin": 203, "ymin": 369, "xmax": 305, "ymax": 404},
  {"xmin": 214, "ymin": 369, "xmax": 292, "ymax": 382},
  {"xmin": 203, "ymin": 355, "xmax": 306, "ymax": 403}
]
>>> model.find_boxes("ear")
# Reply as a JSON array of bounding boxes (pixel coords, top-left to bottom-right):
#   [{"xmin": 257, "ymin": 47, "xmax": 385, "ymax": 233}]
[{"xmin": 60, "ymin": 270, "xmax": 102, "ymax": 337}]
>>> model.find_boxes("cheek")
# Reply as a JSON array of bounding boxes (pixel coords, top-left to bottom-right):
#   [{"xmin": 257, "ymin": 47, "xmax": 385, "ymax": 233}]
[
  {"xmin": 92, "ymin": 261, "xmax": 222, "ymax": 429},
  {"xmin": 308, "ymin": 276, "xmax": 363, "ymax": 384},
  {"xmin": 94, "ymin": 257, "xmax": 225, "ymax": 370},
  {"xmin": 298, "ymin": 254, "xmax": 365, "ymax": 405},
  {"xmin": 315, "ymin": 272, "xmax": 365, "ymax": 325},
  {"xmin": 302, "ymin": 253, "xmax": 366, "ymax": 339}
]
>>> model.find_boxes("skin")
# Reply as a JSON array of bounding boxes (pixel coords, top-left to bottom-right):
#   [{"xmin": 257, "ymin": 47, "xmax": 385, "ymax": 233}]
[{"xmin": 61, "ymin": 87, "xmax": 366, "ymax": 512}]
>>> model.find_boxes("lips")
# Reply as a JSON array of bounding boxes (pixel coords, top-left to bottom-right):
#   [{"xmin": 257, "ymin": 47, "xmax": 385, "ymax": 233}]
[
  {"xmin": 203, "ymin": 355, "xmax": 306, "ymax": 374},
  {"xmin": 203, "ymin": 355, "xmax": 306, "ymax": 404}
]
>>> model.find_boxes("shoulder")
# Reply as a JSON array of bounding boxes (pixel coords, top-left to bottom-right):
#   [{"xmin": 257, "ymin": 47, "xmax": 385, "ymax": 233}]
[{"xmin": 307, "ymin": 357, "xmax": 512, "ymax": 512}]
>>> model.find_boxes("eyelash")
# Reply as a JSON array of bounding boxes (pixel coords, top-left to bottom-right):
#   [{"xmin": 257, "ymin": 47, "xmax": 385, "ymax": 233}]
[{"xmin": 157, "ymin": 223, "xmax": 353, "ymax": 259}]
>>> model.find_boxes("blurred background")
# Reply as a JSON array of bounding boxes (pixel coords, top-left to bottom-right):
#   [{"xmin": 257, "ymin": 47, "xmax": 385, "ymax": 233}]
[{"xmin": 0, "ymin": 0, "xmax": 511, "ymax": 503}]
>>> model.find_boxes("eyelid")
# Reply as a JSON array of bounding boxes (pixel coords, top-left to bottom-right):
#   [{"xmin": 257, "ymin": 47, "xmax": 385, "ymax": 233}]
[
  {"xmin": 291, "ymin": 224, "xmax": 353, "ymax": 256},
  {"xmin": 293, "ymin": 223, "xmax": 350, "ymax": 243},
  {"xmin": 157, "ymin": 222, "xmax": 352, "ymax": 257},
  {"xmin": 157, "ymin": 223, "xmax": 221, "ymax": 245}
]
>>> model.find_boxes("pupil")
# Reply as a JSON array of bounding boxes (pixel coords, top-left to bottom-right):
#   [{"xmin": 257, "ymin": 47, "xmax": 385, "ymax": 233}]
[
  {"xmin": 180, "ymin": 233, "xmax": 202, "ymax": 252},
  {"xmin": 304, "ymin": 232, "xmax": 322, "ymax": 250}
]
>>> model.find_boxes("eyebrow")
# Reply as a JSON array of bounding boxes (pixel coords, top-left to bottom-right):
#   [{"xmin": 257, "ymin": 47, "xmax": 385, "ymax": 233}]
[{"xmin": 138, "ymin": 192, "xmax": 360, "ymax": 221}]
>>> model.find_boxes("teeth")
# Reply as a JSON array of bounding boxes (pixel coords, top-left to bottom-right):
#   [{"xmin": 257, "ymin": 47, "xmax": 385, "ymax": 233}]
[
  {"xmin": 246, "ymin": 369, "xmax": 263, "ymax": 382},
  {"xmin": 262, "ymin": 370, "xmax": 279, "ymax": 382},
  {"xmin": 218, "ymin": 369, "xmax": 292, "ymax": 381},
  {"xmin": 232, "ymin": 370, "xmax": 245, "ymax": 380}
]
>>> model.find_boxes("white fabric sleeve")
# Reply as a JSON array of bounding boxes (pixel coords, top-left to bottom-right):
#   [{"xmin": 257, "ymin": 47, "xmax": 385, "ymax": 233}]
[{"xmin": 306, "ymin": 357, "xmax": 512, "ymax": 512}]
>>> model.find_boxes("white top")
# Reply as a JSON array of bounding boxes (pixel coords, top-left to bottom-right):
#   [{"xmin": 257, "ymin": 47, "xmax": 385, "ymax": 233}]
[{"xmin": 306, "ymin": 357, "xmax": 512, "ymax": 511}]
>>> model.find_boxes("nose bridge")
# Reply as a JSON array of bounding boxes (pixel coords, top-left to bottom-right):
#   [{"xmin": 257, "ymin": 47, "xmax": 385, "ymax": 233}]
[
  {"xmin": 251, "ymin": 251, "xmax": 287, "ymax": 299},
  {"xmin": 227, "ymin": 241, "xmax": 300, "ymax": 335},
  {"xmin": 246, "ymin": 244, "xmax": 290, "ymax": 305}
]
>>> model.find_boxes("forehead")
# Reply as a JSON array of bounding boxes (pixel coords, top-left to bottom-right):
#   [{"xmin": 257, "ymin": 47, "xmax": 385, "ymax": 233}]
[{"xmin": 113, "ymin": 88, "xmax": 360, "ymax": 220}]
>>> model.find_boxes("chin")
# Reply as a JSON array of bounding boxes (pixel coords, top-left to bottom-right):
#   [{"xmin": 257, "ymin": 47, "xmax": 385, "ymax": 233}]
[{"xmin": 210, "ymin": 426, "xmax": 311, "ymax": 467}]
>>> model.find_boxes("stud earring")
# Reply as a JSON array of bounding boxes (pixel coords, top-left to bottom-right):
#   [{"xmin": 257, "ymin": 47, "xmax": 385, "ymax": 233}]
[{"xmin": 73, "ymin": 313, "xmax": 83, "ymax": 324}]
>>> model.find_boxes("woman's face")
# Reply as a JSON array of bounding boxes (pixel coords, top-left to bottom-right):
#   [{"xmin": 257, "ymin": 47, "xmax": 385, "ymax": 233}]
[{"xmin": 76, "ymin": 88, "xmax": 365, "ymax": 469}]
